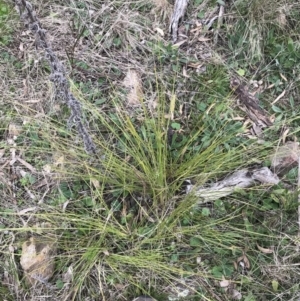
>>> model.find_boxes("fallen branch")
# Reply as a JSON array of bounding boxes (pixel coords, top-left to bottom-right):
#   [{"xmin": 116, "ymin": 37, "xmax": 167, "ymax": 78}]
[
  {"xmin": 187, "ymin": 142, "xmax": 300, "ymax": 204},
  {"xmin": 14, "ymin": 0, "xmax": 96, "ymax": 154},
  {"xmin": 169, "ymin": 0, "xmax": 189, "ymax": 43},
  {"xmin": 187, "ymin": 167, "xmax": 279, "ymax": 203}
]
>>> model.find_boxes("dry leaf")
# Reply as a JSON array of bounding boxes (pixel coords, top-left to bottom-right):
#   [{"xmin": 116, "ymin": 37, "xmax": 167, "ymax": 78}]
[
  {"xmin": 173, "ymin": 39, "xmax": 187, "ymax": 47},
  {"xmin": 155, "ymin": 27, "xmax": 164, "ymax": 36},
  {"xmin": 8, "ymin": 123, "xmax": 22, "ymax": 137},
  {"xmin": 148, "ymin": 96, "xmax": 158, "ymax": 111},
  {"xmin": 233, "ymin": 260, "xmax": 238, "ymax": 270},
  {"xmin": 271, "ymin": 90, "xmax": 286, "ymax": 105},
  {"xmin": 198, "ymin": 36, "xmax": 211, "ymax": 42},
  {"xmin": 235, "ymin": 253, "xmax": 250, "ymax": 275},
  {"xmin": 17, "ymin": 157, "xmax": 37, "ymax": 172},
  {"xmin": 19, "ymin": 169, "xmax": 27, "ymax": 178},
  {"xmin": 277, "ymin": 10, "xmax": 286, "ymax": 27},
  {"xmin": 188, "ymin": 62, "xmax": 203, "ymax": 69},
  {"xmin": 257, "ymin": 243, "xmax": 273, "ymax": 254},
  {"xmin": 281, "ymin": 128, "xmax": 289, "ymax": 144},
  {"xmin": 236, "ymin": 254, "xmax": 250, "ymax": 269},
  {"xmin": 62, "ymin": 266, "xmax": 73, "ymax": 283},
  {"xmin": 133, "ymin": 297, "xmax": 158, "ymax": 301},
  {"xmin": 20, "ymin": 236, "xmax": 57, "ymax": 286},
  {"xmin": 43, "ymin": 164, "xmax": 52, "ymax": 173},
  {"xmin": 252, "ymin": 123, "xmax": 263, "ymax": 137},
  {"xmin": 18, "ymin": 207, "xmax": 37, "ymax": 215},
  {"xmin": 24, "ymin": 99, "xmax": 42, "ymax": 103},
  {"xmin": 220, "ymin": 279, "xmax": 230, "ymax": 287},
  {"xmin": 31, "ymin": 222, "xmax": 54, "ymax": 235},
  {"xmin": 169, "ymin": 93, "xmax": 176, "ymax": 120},
  {"xmin": 90, "ymin": 178, "xmax": 100, "ymax": 188},
  {"xmin": 232, "ymin": 289, "xmax": 242, "ymax": 300},
  {"xmin": 182, "ymin": 66, "xmax": 189, "ymax": 78},
  {"xmin": 0, "ymin": 149, "xmax": 5, "ymax": 159},
  {"xmin": 62, "ymin": 200, "xmax": 70, "ymax": 212},
  {"xmin": 53, "ymin": 155, "xmax": 65, "ymax": 167},
  {"xmin": 280, "ymin": 73, "xmax": 287, "ymax": 82},
  {"xmin": 151, "ymin": 0, "xmax": 172, "ymax": 12},
  {"xmin": 115, "ymin": 283, "xmax": 125, "ymax": 290},
  {"xmin": 123, "ymin": 69, "xmax": 143, "ymax": 106}
]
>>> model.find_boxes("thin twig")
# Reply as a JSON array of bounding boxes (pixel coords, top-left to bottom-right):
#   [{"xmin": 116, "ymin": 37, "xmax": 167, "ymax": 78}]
[{"xmin": 213, "ymin": 4, "xmax": 225, "ymax": 45}]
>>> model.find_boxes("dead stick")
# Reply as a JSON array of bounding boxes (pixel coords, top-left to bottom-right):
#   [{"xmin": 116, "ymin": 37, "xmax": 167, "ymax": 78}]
[
  {"xmin": 214, "ymin": 4, "xmax": 225, "ymax": 45},
  {"xmin": 298, "ymin": 157, "xmax": 300, "ymax": 236}
]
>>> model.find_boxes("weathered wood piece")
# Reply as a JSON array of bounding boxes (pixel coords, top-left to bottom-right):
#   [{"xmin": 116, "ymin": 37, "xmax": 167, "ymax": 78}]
[
  {"xmin": 188, "ymin": 142, "xmax": 300, "ymax": 204},
  {"xmin": 230, "ymin": 78, "xmax": 273, "ymax": 128},
  {"xmin": 169, "ymin": 0, "xmax": 189, "ymax": 42},
  {"xmin": 187, "ymin": 167, "xmax": 279, "ymax": 203},
  {"xmin": 213, "ymin": 4, "xmax": 225, "ymax": 45}
]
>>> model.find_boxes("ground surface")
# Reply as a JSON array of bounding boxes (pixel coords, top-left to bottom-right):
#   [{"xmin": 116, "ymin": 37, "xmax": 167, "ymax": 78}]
[{"xmin": 1, "ymin": 0, "xmax": 300, "ymax": 300}]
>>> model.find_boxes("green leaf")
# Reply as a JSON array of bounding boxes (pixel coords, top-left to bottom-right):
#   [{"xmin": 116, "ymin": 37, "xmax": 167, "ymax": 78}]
[
  {"xmin": 170, "ymin": 254, "xmax": 179, "ymax": 262},
  {"xmin": 244, "ymin": 293, "xmax": 256, "ymax": 301},
  {"xmin": 287, "ymin": 38, "xmax": 294, "ymax": 52},
  {"xmin": 272, "ymin": 280, "xmax": 279, "ymax": 292},
  {"xmin": 56, "ymin": 279, "xmax": 64, "ymax": 289},
  {"xmin": 201, "ymin": 207, "xmax": 210, "ymax": 216},
  {"xmin": 272, "ymin": 189, "xmax": 285, "ymax": 195},
  {"xmin": 95, "ymin": 98, "xmax": 106, "ymax": 105},
  {"xmin": 1, "ymin": 6, "xmax": 7, "ymax": 13},
  {"xmin": 190, "ymin": 237, "xmax": 201, "ymax": 247},
  {"xmin": 237, "ymin": 68, "xmax": 245, "ymax": 76},
  {"xmin": 171, "ymin": 122, "xmax": 181, "ymax": 130},
  {"xmin": 217, "ymin": 0, "xmax": 225, "ymax": 6},
  {"xmin": 113, "ymin": 37, "xmax": 121, "ymax": 47},
  {"xmin": 289, "ymin": 96, "xmax": 294, "ymax": 108},
  {"xmin": 111, "ymin": 200, "xmax": 121, "ymax": 211},
  {"xmin": 197, "ymin": 102, "xmax": 207, "ymax": 112},
  {"xmin": 211, "ymin": 266, "xmax": 223, "ymax": 278},
  {"xmin": 197, "ymin": 11, "xmax": 205, "ymax": 18},
  {"xmin": 83, "ymin": 197, "xmax": 94, "ymax": 207},
  {"xmin": 224, "ymin": 232, "xmax": 244, "ymax": 238},
  {"xmin": 272, "ymin": 105, "xmax": 282, "ymax": 113}
]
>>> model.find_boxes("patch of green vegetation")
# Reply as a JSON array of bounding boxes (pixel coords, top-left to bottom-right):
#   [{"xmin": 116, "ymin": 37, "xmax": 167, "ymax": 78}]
[
  {"xmin": 227, "ymin": 0, "xmax": 300, "ymax": 70},
  {"xmin": 0, "ymin": 51, "xmax": 23, "ymax": 71},
  {"xmin": 0, "ymin": 1, "xmax": 16, "ymax": 45},
  {"xmin": 23, "ymin": 77, "xmax": 275, "ymax": 300}
]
